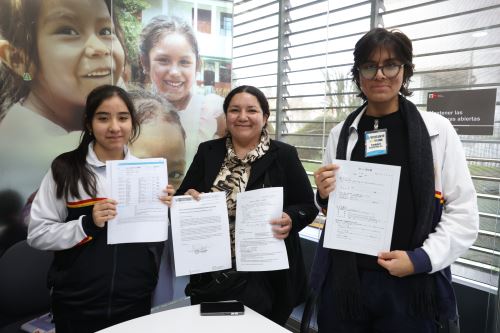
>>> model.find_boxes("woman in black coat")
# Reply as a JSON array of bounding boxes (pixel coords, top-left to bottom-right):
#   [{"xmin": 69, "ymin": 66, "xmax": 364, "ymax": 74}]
[{"xmin": 177, "ymin": 85, "xmax": 318, "ymax": 325}]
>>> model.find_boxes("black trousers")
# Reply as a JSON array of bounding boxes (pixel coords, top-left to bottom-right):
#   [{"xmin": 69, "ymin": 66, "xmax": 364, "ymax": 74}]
[{"xmin": 317, "ymin": 270, "xmax": 439, "ymax": 333}]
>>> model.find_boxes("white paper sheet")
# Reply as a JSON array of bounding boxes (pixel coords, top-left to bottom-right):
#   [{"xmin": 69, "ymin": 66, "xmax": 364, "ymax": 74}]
[
  {"xmin": 324, "ymin": 160, "xmax": 401, "ymax": 256},
  {"xmin": 235, "ymin": 187, "xmax": 289, "ymax": 271},
  {"xmin": 170, "ymin": 192, "xmax": 231, "ymax": 276},
  {"xmin": 106, "ymin": 158, "xmax": 169, "ymax": 244}
]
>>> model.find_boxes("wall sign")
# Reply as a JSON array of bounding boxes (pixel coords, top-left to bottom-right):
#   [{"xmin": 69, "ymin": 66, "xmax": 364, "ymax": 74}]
[{"xmin": 427, "ymin": 88, "xmax": 497, "ymax": 135}]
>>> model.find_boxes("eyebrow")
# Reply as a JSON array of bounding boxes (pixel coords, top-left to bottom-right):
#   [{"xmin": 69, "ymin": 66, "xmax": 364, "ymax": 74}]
[
  {"xmin": 229, "ymin": 105, "xmax": 258, "ymax": 108},
  {"xmin": 42, "ymin": 12, "xmax": 77, "ymax": 25},
  {"xmin": 153, "ymin": 52, "xmax": 194, "ymax": 59},
  {"xmin": 365, "ymin": 57, "xmax": 400, "ymax": 64},
  {"xmin": 42, "ymin": 10, "xmax": 111, "ymax": 26},
  {"xmin": 95, "ymin": 111, "xmax": 130, "ymax": 115},
  {"xmin": 169, "ymin": 160, "xmax": 186, "ymax": 167}
]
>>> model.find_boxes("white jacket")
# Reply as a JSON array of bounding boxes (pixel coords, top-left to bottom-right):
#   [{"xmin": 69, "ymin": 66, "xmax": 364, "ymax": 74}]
[
  {"xmin": 319, "ymin": 108, "xmax": 479, "ymax": 273},
  {"xmin": 27, "ymin": 144, "xmax": 136, "ymax": 250}
]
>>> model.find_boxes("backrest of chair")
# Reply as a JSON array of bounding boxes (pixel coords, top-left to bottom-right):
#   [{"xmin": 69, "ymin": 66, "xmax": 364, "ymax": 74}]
[{"xmin": 0, "ymin": 240, "xmax": 52, "ymax": 317}]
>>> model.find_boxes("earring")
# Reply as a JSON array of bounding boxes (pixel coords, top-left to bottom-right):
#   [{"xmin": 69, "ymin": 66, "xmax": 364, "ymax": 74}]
[{"xmin": 22, "ymin": 72, "xmax": 32, "ymax": 81}]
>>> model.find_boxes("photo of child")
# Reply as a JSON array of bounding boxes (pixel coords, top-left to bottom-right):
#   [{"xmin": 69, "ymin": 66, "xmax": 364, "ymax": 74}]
[
  {"xmin": 129, "ymin": 88, "xmax": 186, "ymax": 190},
  {"xmin": 0, "ymin": 0, "xmax": 126, "ymax": 201},
  {"xmin": 139, "ymin": 15, "xmax": 226, "ymax": 167},
  {"xmin": 0, "ymin": 1, "xmax": 234, "ymax": 323}
]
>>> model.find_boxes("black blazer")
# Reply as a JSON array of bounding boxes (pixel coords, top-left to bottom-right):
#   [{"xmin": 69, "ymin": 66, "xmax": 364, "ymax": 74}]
[{"xmin": 177, "ymin": 137, "xmax": 318, "ymax": 324}]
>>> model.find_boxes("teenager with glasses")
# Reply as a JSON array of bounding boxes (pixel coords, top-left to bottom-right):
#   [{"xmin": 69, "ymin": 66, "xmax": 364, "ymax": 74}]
[{"xmin": 312, "ymin": 28, "xmax": 479, "ymax": 332}]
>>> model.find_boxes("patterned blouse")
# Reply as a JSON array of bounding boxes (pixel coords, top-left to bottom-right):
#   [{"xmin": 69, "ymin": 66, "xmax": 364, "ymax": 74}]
[{"xmin": 211, "ymin": 130, "xmax": 271, "ymax": 258}]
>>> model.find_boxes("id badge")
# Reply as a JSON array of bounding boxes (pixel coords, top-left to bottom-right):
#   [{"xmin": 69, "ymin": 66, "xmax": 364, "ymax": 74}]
[{"xmin": 365, "ymin": 129, "xmax": 388, "ymax": 157}]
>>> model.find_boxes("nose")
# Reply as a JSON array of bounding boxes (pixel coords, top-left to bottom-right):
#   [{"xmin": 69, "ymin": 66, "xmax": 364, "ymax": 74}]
[
  {"xmin": 237, "ymin": 110, "xmax": 250, "ymax": 120},
  {"xmin": 373, "ymin": 66, "xmax": 386, "ymax": 80},
  {"xmin": 84, "ymin": 34, "xmax": 110, "ymax": 57},
  {"xmin": 108, "ymin": 118, "xmax": 120, "ymax": 132},
  {"xmin": 169, "ymin": 63, "xmax": 180, "ymax": 75}
]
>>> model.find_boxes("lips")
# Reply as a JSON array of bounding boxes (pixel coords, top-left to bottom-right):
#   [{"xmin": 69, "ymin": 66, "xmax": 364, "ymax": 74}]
[
  {"xmin": 83, "ymin": 68, "xmax": 112, "ymax": 78},
  {"xmin": 163, "ymin": 80, "xmax": 184, "ymax": 88}
]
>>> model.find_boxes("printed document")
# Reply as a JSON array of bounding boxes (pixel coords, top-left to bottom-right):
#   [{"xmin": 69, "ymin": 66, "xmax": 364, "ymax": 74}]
[
  {"xmin": 236, "ymin": 187, "xmax": 289, "ymax": 271},
  {"xmin": 324, "ymin": 160, "xmax": 401, "ymax": 256},
  {"xmin": 170, "ymin": 192, "xmax": 231, "ymax": 276},
  {"xmin": 106, "ymin": 158, "xmax": 168, "ymax": 244}
]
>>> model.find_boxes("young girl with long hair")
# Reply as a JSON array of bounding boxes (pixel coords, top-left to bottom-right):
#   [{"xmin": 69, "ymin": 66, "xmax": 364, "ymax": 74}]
[{"xmin": 28, "ymin": 85, "xmax": 174, "ymax": 333}]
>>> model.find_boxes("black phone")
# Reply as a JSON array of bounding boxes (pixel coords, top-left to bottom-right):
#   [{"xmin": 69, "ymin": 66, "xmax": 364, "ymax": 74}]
[{"xmin": 200, "ymin": 301, "xmax": 245, "ymax": 316}]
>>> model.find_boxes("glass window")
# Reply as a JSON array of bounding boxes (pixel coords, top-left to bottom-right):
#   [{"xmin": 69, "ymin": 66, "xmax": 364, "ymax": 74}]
[
  {"xmin": 220, "ymin": 13, "xmax": 232, "ymax": 36},
  {"xmin": 233, "ymin": 0, "xmax": 500, "ymax": 299},
  {"xmin": 195, "ymin": 8, "xmax": 211, "ymax": 34}
]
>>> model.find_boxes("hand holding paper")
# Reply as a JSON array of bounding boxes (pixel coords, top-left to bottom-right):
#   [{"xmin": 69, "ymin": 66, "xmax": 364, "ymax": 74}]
[
  {"xmin": 314, "ymin": 164, "xmax": 340, "ymax": 199},
  {"xmin": 92, "ymin": 199, "xmax": 117, "ymax": 227},
  {"xmin": 377, "ymin": 250, "xmax": 415, "ymax": 277},
  {"xmin": 159, "ymin": 184, "xmax": 175, "ymax": 207},
  {"xmin": 269, "ymin": 212, "xmax": 292, "ymax": 239}
]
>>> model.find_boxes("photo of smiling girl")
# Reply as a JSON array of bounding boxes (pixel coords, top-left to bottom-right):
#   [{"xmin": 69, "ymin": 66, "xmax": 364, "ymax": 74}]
[
  {"xmin": 139, "ymin": 15, "xmax": 226, "ymax": 168},
  {"xmin": 0, "ymin": 0, "xmax": 125, "ymax": 201}
]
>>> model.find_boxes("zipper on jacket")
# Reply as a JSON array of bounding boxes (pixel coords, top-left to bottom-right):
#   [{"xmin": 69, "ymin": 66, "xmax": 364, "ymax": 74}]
[{"xmin": 107, "ymin": 245, "xmax": 118, "ymax": 319}]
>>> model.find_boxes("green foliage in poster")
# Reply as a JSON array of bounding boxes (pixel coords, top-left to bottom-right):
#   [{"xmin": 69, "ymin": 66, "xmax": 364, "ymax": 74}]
[{"xmin": 115, "ymin": 0, "xmax": 150, "ymax": 64}]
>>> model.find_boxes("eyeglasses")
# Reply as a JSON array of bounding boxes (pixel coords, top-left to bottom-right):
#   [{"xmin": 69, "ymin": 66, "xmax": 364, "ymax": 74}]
[{"xmin": 358, "ymin": 63, "xmax": 405, "ymax": 80}]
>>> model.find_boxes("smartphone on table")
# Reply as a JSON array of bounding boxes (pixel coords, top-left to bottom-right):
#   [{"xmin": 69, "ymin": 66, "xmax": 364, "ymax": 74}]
[{"xmin": 200, "ymin": 300, "xmax": 245, "ymax": 316}]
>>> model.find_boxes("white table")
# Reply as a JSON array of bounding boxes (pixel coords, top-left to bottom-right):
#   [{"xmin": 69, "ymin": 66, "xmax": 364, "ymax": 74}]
[{"xmin": 96, "ymin": 304, "xmax": 291, "ymax": 333}]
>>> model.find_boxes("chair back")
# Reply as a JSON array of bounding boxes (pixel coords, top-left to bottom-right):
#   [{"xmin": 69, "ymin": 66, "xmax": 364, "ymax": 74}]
[{"xmin": 0, "ymin": 240, "xmax": 52, "ymax": 319}]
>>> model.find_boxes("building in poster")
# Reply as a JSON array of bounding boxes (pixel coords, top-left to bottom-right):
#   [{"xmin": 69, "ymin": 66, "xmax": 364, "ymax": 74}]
[{"xmin": 141, "ymin": 0, "xmax": 233, "ymax": 97}]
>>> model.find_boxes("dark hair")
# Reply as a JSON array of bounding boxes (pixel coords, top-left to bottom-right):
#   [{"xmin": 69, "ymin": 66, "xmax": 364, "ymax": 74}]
[
  {"xmin": 351, "ymin": 28, "xmax": 414, "ymax": 100},
  {"xmin": 0, "ymin": 0, "xmax": 126, "ymax": 120},
  {"xmin": 223, "ymin": 85, "xmax": 270, "ymax": 128},
  {"xmin": 129, "ymin": 88, "xmax": 186, "ymax": 142},
  {"xmin": 139, "ymin": 16, "xmax": 200, "ymax": 76},
  {"xmin": 51, "ymin": 85, "xmax": 140, "ymax": 200}
]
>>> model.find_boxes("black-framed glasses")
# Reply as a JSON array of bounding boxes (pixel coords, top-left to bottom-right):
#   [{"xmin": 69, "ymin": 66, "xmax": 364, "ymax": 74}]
[{"xmin": 358, "ymin": 63, "xmax": 405, "ymax": 80}]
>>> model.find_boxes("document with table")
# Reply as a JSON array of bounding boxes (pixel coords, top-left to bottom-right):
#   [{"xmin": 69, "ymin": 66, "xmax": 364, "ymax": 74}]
[
  {"xmin": 106, "ymin": 158, "xmax": 169, "ymax": 244},
  {"xmin": 235, "ymin": 187, "xmax": 288, "ymax": 271},
  {"xmin": 324, "ymin": 159, "xmax": 401, "ymax": 256},
  {"xmin": 170, "ymin": 192, "xmax": 232, "ymax": 276}
]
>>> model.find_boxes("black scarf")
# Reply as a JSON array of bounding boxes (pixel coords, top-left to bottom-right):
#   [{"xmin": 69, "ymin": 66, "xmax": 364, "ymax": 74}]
[{"xmin": 330, "ymin": 95, "xmax": 437, "ymax": 319}]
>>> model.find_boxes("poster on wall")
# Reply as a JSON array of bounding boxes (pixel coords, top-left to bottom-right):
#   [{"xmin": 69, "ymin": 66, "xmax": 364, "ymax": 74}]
[
  {"xmin": 0, "ymin": 0, "xmax": 233, "ymax": 238},
  {"xmin": 427, "ymin": 88, "xmax": 497, "ymax": 135}
]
